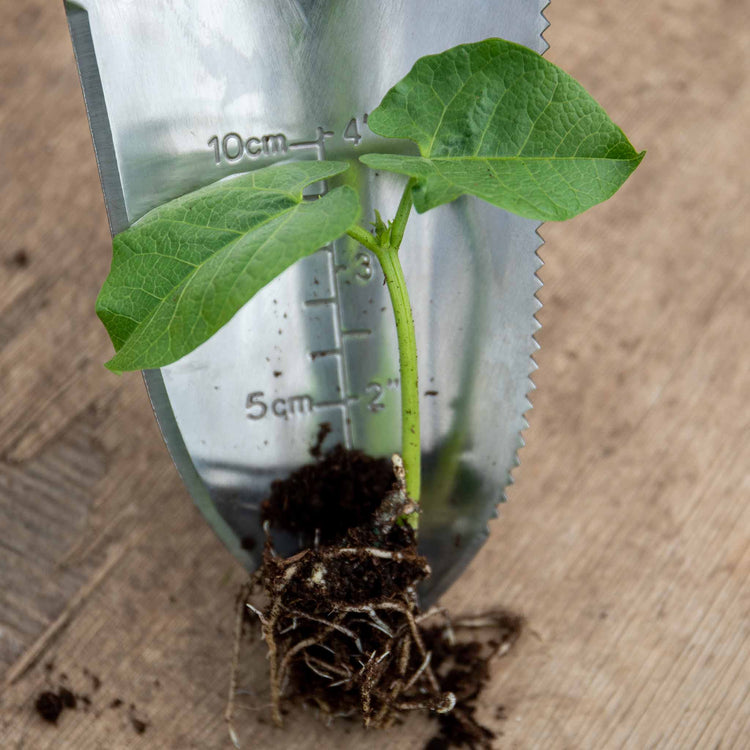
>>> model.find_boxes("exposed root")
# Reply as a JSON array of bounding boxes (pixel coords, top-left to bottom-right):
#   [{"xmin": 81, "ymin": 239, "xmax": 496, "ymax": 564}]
[
  {"xmin": 225, "ymin": 447, "xmax": 525, "ymax": 747},
  {"xmin": 242, "ymin": 538, "xmax": 456, "ymax": 729},
  {"xmin": 225, "ymin": 580, "xmax": 255, "ymax": 749}
]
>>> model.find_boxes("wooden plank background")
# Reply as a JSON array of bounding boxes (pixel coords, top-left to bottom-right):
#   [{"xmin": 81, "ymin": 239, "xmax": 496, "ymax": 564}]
[{"xmin": 1, "ymin": 1, "xmax": 748, "ymax": 747}]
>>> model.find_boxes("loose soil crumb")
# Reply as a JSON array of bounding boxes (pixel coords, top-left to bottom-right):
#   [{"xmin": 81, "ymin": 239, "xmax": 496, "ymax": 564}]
[
  {"xmin": 82, "ymin": 667, "xmax": 102, "ymax": 691},
  {"xmin": 32, "ymin": 666, "xmax": 149, "ymax": 732},
  {"xmin": 34, "ymin": 684, "xmax": 82, "ymax": 724},
  {"xmin": 422, "ymin": 611, "xmax": 523, "ymax": 749},
  {"xmin": 309, "ymin": 421, "xmax": 333, "ymax": 459},
  {"xmin": 131, "ymin": 716, "xmax": 148, "ymax": 734},
  {"xmin": 35, "ymin": 691, "xmax": 64, "ymax": 724},
  {"xmin": 240, "ymin": 536, "xmax": 257, "ymax": 552},
  {"xmin": 8, "ymin": 248, "xmax": 29, "ymax": 268},
  {"xmin": 234, "ymin": 445, "xmax": 523, "ymax": 746},
  {"xmin": 58, "ymin": 687, "xmax": 77, "ymax": 709}
]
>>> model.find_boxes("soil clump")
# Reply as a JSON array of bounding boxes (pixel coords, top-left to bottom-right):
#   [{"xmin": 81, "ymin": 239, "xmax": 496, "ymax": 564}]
[{"xmin": 234, "ymin": 442, "xmax": 523, "ymax": 747}]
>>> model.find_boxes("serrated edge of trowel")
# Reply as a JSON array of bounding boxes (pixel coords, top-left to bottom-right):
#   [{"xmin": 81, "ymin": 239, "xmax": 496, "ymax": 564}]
[
  {"xmin": 502, "ymin": 226, "xmax": 543, "ymax": 496},
  {"xmin": 503, "ymin": 0, "xmax": 549, "ymax": 500},
  {"xmin": 423, "ymin": 1, "xmax": 550, "ymax": 605}
]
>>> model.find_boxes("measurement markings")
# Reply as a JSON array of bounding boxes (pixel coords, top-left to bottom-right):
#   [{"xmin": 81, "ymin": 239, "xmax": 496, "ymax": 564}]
[
  {"xmin": 327, "ymin": 237, "xmax": 357, "ymax": 448},
  {"xmin": 291, "ymin": 128, "xmax": 356, "ymax": 447},
  {"xmin": 314, "ymin": 395, "xmax": 360, "ymax": 411},
  {"xmin": 208, "ymin": 114, "xmax": 368, "ymax": 166},
  {"xmin": 288, "ymin": 127, "xmax": 335, "ymax": 160},
  {"xmin": 341, "ymin": 328, "xmax": 372, "ymax": 338},
  {"xmin": 245, "ymin": 378, "xmax": 396, "ymax": 422},
  {"xmin": 309, "ymin": 131, "xmax": 354, "ymax": 448}
]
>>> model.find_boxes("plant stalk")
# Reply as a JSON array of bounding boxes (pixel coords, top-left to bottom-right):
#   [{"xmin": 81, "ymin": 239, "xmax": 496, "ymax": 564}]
[
  {"xmin": 373, "ymin": 243, "xmax": 420, "ymax": 513},
  {"xmin": 346, "ymin": 180, "xmax": 420, "ymax": 520},
  {"xmin": 389, "ymin": 178, "xmax": 417, "ymax": 251}
]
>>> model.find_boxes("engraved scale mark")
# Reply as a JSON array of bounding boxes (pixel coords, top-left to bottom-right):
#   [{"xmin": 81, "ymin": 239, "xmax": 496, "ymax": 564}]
[
  {"xmin": 301, "ymin": 130, "xmax": 355, "ymax": 447},
  {"xmin": 230, "ymin": 116, "xmax": 386, "ymax": 437}
]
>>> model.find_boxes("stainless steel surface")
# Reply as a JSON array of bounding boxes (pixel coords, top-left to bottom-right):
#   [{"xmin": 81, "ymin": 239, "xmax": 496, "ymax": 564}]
[{"xmin": 66, "ymin": 0, "xmax": 548, "ymax": 603}]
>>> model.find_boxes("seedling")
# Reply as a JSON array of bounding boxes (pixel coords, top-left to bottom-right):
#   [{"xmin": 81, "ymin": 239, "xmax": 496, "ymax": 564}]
[
  {"xmin": 97, "ymin": 39, "xmax": 643, "ymax": 520},
  {"xmin": 94, "ymin": 39, "xmax": 642, "ymax": 734}
]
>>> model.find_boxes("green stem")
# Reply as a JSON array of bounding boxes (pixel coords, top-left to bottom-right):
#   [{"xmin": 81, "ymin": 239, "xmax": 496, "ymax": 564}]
[
  {"xmin": 346, "ymin": 224, "xmax": 381, "ymax": 255},
  {"xmin": 372, "ymin": 244, "xmax": 420, "ymax": 511},
  {"xmin": 389, "ymin": 178, "xmax": 416, "ymax": 251},
  {"xmin": 346, "ymin": 181, "xmax": 420, "ymax": 526}
]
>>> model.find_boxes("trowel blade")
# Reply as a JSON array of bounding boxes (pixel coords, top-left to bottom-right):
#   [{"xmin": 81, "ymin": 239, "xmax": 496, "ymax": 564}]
[{"xmin": 66, "ymin": 0, "xmax": 549, "ymax": 604}]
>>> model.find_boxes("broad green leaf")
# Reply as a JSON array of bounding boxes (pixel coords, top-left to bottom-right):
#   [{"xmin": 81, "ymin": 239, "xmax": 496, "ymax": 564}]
[
  {"xmin": 97, "ymin": 161, "xmax": 359, "ymax": 372},
  {"xmin": 361, "ymin": 39, "xmax": 644, "ymax": 220}
]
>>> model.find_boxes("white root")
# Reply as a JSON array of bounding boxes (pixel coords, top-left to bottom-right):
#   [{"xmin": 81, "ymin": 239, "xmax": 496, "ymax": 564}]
[{"xmin": 235, "ymin": 540, "xmax": 468, "ymax": 729}]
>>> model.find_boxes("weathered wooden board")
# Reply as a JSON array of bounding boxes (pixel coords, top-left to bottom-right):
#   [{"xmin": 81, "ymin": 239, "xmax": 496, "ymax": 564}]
[{"xmin": 1, "ymin": 1, "xmax": 748, "ymax": 747}]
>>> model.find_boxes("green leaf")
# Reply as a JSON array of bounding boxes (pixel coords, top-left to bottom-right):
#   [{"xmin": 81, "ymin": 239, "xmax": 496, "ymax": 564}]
[
  {"xmin": 97, "ymin": 161, "xmax": 359, "ymax": 372},
  {"xmin": 361, "ymin": 39, "xmax": 644, "ymax": 220}
]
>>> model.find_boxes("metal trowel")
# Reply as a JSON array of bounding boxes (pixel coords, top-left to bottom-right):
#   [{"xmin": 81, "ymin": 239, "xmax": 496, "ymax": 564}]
[{"xmin": 65, "ymin": 0, "xmax": 549, "ymax": 604}]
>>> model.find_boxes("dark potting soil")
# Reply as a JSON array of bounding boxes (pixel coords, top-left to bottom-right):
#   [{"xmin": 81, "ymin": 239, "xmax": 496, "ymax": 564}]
[
  {"xmin": 261, "ymin": 442, "xmax": 395, "ymax": 547},
  {"xmin": 32, "ymin": 665, "xmax": 148, "ymax": 735},
  {"xmin": 34, "ymin": 686, "xmax": 78, "ymax": 724},
  {"xmin": 255, "ymin": 440, "xmax": 522, "ymax": 747},
  {"xmin": 309, "ymin": 421, "xmax": 333, "ymax": 459},
  {"xmin": 35, "ymin": 691, "xmax": 64, "ymax": 724},
  {"xmin": 421, "ymin": 611, "xmax": 523, "ymax": 749},
  {"xmin": 131, "ymin": 716, "xmax": 148, "ymax": 734}
]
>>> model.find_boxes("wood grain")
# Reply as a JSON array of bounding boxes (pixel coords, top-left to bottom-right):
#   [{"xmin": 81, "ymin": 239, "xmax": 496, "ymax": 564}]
[{"xmin": 1, "ymin": 1, "xmax": 748, "ymax": 747}]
